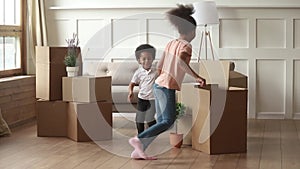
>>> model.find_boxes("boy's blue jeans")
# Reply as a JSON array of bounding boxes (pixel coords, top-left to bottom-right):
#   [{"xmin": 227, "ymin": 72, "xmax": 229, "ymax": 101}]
[{"xmin": 138, "ymin": 83, "xmax": 176, "ymax": 150}]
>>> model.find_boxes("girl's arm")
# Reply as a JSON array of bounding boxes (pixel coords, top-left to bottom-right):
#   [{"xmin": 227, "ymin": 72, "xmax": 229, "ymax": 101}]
[
  {"xmin": 179, "ymin": 52, "xmax": 206, "ymax": 86},
  {"xmin": 157, "ymin": 51, "xmax": 166, "ymax": 75}
]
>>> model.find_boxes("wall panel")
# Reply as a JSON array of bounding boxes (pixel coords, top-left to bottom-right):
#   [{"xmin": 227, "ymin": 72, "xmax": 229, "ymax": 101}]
[
  {"xmin": 77, "ymin": 19, "xmax": 105, "ymax": 47},
  {"xmin": 45, "ymin": 5, "xmax": 300, "ymax": 119},
  {"xmin": 294, "ymin": 19, "xmax": 300, "ymax": 48},
  {"xmin": 77, "ymin": 19, "xmax": 111, "ymax": 60},
  {"xmin": 147, "ymin": 19, "xmax": 176, "ymax": 48},
  {"xmin": 219, "ymin": 19, "xmax": 249, "ymax": 48},
  {"xmin": 256, "ymin": 19, "xmax": 286, "ymax": 48},
  {"xmin": 112, "ymin": 19, "xmax": 142, "ymax": 48},
  {"xmin": 294, "ymin": 60, "xmax": 300, "ymax": 118},
  {"xmin": 47, "ymin": 19, "xmax": 76, "ymax": 46},
  {"xmin": 47, "ymin": 0, "xmax": 300, "ymax": 8},
  {"xmin": 256, "ymin": 60, "xmax": 285, "ymax": 118}
]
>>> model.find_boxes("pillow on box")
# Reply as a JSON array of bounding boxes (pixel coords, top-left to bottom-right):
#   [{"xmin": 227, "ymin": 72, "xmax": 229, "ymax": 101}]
[{"xmin": 0, "ymin": 110, "xmax": 11, "ymax": 136}]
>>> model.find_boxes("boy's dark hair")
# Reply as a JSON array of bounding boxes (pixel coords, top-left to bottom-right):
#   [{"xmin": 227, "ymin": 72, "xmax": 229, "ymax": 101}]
[
  {"xmin": 135, "ymin": 44, "xmax": 156, "ymax": 61},
  {"xmin": 166, "ymin": 4, "xmax": 196, "ymax": 34}
]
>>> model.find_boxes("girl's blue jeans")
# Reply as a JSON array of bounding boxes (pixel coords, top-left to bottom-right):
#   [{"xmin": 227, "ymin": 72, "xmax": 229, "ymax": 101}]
[{"xmin": 138, "ymin": 83, "xmax": 176, "ymax": 150}]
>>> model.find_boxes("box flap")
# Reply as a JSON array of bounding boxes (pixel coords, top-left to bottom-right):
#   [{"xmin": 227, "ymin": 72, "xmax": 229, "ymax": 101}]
[
  {"xmin": 199, "ymin": 60, "xmax": 231, "ymax": 89},
  {"xmin": 36, "ymin": 46, "xmax": 69, "ymax": 64},
  {"xmin": 194, "ymin": 83, "xmax": 219, "ymax": 91},
  {"xmin": 229, "ymin": 71, "xmax": 246, "ymax": 79},
  {"xmin": 229, "ymin": 71, "xmax": 248, "ymax": 88},
  {"xmin": 199, "ymin": 60, "xmax": 248, "ymax": 89}
]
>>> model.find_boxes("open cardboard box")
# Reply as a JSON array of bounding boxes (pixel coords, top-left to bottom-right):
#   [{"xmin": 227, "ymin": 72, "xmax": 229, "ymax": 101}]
[
  {"xmin": 178, "ymin": 60, "xmax": 248, "ymax": 154},
  {"xmin": 199, "ymin": 60, "xmax": 247, "ymax": 89},
  {"xmin": 36, "ymin": 47, "xmax": 67, "ymax": 100},
  {"xmin": 191, "ymin": 84, "xmax": 247, "ymax": 154},
  {"xmin": 36, "ymin": 46, "xmax": 82, "ymax": 101}
]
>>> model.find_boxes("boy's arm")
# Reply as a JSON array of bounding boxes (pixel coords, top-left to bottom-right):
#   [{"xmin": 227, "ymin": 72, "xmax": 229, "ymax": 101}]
[{"xmin": 128, "ymin": 82, "xmax": 136, "ymax": 102}]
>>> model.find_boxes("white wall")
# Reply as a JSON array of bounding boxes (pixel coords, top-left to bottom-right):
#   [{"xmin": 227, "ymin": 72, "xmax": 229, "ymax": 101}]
[
  {"xmin": 47, "ymin": 0, "xmax": 300, "ymax": 7},
  {"xmin": 44, "ymin": 1, "xmax": 300, "ymax": 119}
]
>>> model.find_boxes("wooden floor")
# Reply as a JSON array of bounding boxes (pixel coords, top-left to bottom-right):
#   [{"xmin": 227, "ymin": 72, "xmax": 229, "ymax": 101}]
[{"xmin": 1, "ymin": 118, "xmax": 300, "ymax": 169}]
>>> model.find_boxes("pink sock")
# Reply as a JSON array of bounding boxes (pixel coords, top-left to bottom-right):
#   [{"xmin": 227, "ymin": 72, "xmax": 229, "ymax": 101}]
[
  {"xmin": 131, "ymin": 150, "xmax": 157, "ymax": 160},
  {"xmin": 129, "ymin": 137, "xmax": 157, "ymax": 160},
  {"xmin": 128, "ymin": 136, "xmax": 146, "ymax": 158}
]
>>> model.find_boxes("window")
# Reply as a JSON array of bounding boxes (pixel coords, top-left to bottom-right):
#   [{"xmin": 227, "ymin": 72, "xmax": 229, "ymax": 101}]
[{"xmin": 0, "ymin": 0, "xmax": 24, "ymax": 77}]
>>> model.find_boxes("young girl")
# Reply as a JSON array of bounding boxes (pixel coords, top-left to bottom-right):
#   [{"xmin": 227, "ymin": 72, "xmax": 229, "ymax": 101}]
[{"xmin": 129, "ymin": 4, "xmax": 206, "ymax": 160}]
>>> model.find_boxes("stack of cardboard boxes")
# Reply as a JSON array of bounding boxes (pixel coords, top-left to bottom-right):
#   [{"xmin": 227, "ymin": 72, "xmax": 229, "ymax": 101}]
[
  {"xmin": 178, "ymin": 61, "xmax": 248, "ymax": 154},
  {"xmin": 62, "ymin": 76, "xmax": 112, "ymax": 141},
  {"xmin": 36, "ymin": 46, "xmax": 112, "ymax": 142}
]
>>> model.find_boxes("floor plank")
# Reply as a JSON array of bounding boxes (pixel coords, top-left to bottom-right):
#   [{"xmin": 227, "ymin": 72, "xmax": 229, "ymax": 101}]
[
  {"xmin": 236, "ymin": 119, "xmax": 265, "ymax": 169},
  {"xmin": 1, "ymin": 119, "xmax": 300, "ymax": 169},
  {"xmin": 212, "ymin": 154, "xmax": 241, "ymax": 169},
  {"xmin": 281, "ymin": 120, "xmax": 300, "ymax": 169},
  {"xmin": 167, "ymin": 145, "xmax": 199, "ymax": 169},
  {"xmin": 73, "ymin": 149, "xmax": 114, "ymax": 169},
  {"xmin": 143, "ymin": 148, "xmax": 182, "ymax": 169},
  {"xmin": 259, "ymin": 120, "xmax": 281, "ymax": 169},
  {"xmin": 190, "ymin": 152, "xmax": 218, "ymax": 169}
]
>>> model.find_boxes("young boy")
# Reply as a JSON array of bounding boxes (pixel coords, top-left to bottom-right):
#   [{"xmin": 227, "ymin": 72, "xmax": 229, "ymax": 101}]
[{"xmin": 128, "ymin": 44, "xmax": 157, "ymax": 134}]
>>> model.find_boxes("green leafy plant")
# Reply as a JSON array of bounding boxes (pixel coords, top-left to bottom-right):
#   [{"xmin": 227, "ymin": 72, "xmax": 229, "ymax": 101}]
[
  {"xmin": 64, "ymin": 54, "xmax": 77, "ymax": 67},
  {"xmin": 174, "ymin": 102, "xmax": 186, "ymax": 134},
  {"xmin": 64, "ymin": 33, "xmax": 79, "ymax": 67}
]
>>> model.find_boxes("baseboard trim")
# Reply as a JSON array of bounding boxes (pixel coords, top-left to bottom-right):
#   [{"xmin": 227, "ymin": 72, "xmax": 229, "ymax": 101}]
[
  {"xmin": 256, "ymin": 112, "xmax": 285, "ymax": 119},
  {"xmin": 293, "ymin": 113, "xmax": 300, "ymax": 119},
  {"xmin": 9, "ymin": 117, "xmax": 37, "ymax": 129}
]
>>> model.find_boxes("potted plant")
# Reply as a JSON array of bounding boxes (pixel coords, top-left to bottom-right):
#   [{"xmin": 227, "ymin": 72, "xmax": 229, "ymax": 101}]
[
  {"xmin": 169, "ymin": 102, "xmax": 186, "ymax": 148},
  {"xmin": 64, "ymin": 33, "xmax": 80, "ymax": 77}
]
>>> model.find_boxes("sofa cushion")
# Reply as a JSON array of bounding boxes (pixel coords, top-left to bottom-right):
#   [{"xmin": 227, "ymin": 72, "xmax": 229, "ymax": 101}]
[
  {"xmin": 112, "ymin": 85, "xmax": 139, "ymax": 104},
  {"xmin": 85, "ymin": 61, "xmax": 158, "ymax": 85},
  {"xmin": 95, "ymin": 62, "xmax": 140, "ymax": 85}
]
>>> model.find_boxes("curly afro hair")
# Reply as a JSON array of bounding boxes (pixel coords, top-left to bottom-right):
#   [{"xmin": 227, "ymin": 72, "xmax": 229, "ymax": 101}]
[{"xmin": 166, "ymin": 4, "xmax": 196, "ymax": 34}]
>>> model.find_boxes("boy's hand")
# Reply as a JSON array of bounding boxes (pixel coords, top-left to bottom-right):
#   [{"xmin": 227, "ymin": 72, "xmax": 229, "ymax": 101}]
[
  {"xmin": 196, "ymin": 77, "xmax": 206, "ymax": 87},
  {"xmin": 128, "ymin": 92, "xmax": 134, "ymax": 102}
]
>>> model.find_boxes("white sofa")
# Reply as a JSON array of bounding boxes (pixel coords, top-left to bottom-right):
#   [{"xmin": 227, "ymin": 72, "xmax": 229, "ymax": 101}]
[{"xmin": 83, "ymin": 60, "xmax": 198, "ymax": 113}]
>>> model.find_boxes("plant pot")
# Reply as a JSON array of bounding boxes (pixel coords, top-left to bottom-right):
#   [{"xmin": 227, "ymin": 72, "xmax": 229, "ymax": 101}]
[
  {"xmin": 169, "ymin": 132, "xmax": 183, "ymax": 148},
  {"xmin": 66, "ymin": 66, "xmax": 79, "ymax": 77}
]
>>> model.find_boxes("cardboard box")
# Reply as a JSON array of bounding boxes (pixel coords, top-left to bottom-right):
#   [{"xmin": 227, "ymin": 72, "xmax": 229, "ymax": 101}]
[
  {"xmin": 67, "ymin": 102, "xmax": 112, "ymax": 142},
  {"xmin": 63, "ymin": 76, "xmax": 112, "ymax": 103},
  {"xmin": 36, "ymin": 46, "xmax": 67, "ymax": 100},
  {"xmin": 199, "ymin": 60, "xmax": 247, "ymax": 89},
  {"xmin": 178, "ymin": 61, "xmax": 248, "ymax": 154},
  {"xmin": 191, "ymin": 85, "xmax": 247, "ymax": 154},
  {"xmin": 36, "ymin": 100, "xmax": 67, "ymax": 137},
  {"xmin": 36, "ymin": 46, "xmax": 82, "ymax": 101},
  {"xmin": 229, "ymin": 71, "xmax": 247, "ymax": 88},
  {"xmin": 177, "ymin": 85, "xmax": 199, "ymax": 145}
]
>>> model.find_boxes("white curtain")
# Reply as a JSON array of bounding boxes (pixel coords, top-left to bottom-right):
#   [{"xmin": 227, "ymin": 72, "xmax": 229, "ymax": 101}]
[{"xmin": 26, "ymin": 0, "xmax": 48, "ymax": 74}]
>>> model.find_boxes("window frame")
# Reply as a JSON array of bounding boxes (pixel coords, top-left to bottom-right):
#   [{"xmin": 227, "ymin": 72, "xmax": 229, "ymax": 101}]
[{"xmin": 0, "ymin": 0, "xmax": 26, "ymax": 77}]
